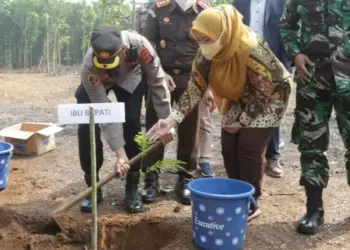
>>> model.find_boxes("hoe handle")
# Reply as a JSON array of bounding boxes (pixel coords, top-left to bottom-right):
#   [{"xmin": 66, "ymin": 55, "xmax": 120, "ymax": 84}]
[{"xmin": 51, "ymin": 142, "xmax": 162, "ymax": 215}]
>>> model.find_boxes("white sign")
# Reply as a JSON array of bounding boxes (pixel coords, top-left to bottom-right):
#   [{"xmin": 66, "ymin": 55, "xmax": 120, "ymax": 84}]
[{"xmin": 57, "ymin": 103, "xmax": 125, "ymax": 125}]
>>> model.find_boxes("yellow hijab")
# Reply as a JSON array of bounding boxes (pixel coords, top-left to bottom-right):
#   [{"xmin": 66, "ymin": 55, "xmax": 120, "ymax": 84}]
[{"xmin": 190, "ymin": 5, "xmax": 258, "ymax": 114}]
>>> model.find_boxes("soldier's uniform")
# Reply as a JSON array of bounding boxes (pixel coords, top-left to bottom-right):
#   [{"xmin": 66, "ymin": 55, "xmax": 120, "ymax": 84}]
[
  {"xmin": 280, "ymin": 0, "xmax": 350, "ymax": 235},
  {"xmin": 76, "ymin": 25, "xmax": 171, "ymax": 213},
  {"xmin": 141, "ymin": 0, "xmax": 213, "ymax": 205}
]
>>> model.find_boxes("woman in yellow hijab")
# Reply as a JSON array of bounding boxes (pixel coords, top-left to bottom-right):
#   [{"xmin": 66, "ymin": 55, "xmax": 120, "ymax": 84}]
[{"xmin": 148, "ymin": 4, "xmax": 292, "ymax": 221}]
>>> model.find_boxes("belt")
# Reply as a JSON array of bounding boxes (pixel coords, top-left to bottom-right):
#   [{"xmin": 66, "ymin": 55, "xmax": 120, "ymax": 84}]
[{"xmin": 164, "ymin": 68, "xmax": 191, "ymax": 75}]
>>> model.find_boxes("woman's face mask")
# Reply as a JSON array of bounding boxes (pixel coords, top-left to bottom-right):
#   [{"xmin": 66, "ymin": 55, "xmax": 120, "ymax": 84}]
[{"xmin": 198, "ymin": 31, "xmax": 224, "ymax": 60}]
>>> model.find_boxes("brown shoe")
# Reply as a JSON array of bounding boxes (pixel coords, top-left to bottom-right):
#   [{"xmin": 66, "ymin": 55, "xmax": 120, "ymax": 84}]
[{"xmin": 266, "ymin": 159, "xmax": 283, "ymax": 178}]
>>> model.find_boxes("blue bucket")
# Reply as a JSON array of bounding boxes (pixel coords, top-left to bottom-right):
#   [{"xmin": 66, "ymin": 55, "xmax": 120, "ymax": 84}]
[
  {"xmin": 0, "ymin": 142, "xmax": 14, "ymax": 191},
  {"xmin": 188, "ymin": 177, "xmax": 256, "ymax": 250}
]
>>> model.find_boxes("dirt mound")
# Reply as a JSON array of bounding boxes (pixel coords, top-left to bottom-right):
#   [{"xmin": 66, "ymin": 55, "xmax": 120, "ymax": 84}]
[
  {"xmin": 0, "ymin": 206, "xmax": 72, "ymax": 250},
  {"xmin": 0, "ymin": 206, "xmax": 193, "ymax": 250}
]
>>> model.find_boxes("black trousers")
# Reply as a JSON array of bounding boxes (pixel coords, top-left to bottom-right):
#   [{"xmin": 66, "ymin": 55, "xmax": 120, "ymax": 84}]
[
  {"xmin": 145, "ymin": 74, "xmax": 199, "ymax": 179},
  {"xmin": 75, "ymin": 83, "xmax": 144, "ymax": 185}
]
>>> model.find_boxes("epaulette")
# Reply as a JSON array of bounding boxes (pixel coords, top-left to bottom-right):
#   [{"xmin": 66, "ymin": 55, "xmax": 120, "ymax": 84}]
[
  {"xmin": 155, "ymin": 0, "xmax": 172, "ymax": 8},
  {"xmin": 196, "ymin": 0, "xmax": 211, "ymax": 9}
]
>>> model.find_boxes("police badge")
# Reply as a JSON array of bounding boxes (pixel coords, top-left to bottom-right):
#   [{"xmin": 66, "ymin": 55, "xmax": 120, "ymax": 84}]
[{"xmin": 88, "ymin": 74, "xmax": 100, "ymax": 88}]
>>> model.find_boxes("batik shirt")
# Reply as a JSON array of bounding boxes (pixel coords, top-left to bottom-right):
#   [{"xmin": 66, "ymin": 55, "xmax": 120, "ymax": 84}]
[{"xmin": 170, "ymin": 37, "xmax": 292, "ymax": 128}]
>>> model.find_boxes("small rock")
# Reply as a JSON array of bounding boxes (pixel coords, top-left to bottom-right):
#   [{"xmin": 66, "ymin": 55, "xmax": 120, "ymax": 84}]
[
  {"xmin": 173, "ymin": 205, "xmax": 182, "ymax": 213},
  {"xmin": 280, "ymin": 243, "xmax": 287, "ymax": 249}
]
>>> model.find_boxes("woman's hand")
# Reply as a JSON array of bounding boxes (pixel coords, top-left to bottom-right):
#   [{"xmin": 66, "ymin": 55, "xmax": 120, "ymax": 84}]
[
  {"xmin": 223, "ymin": 122, "xmax": 242, "ymax": 134},
  {"xmin": 159, "ymin": 128, "xmax": 176, "ymax": 145},
  {"xmin": 205, "ymin": 89, "xmax": 216, "ymax": 113},
  {"xmin": 147, "ymin": 117, "xmax": 178, "ymax": 141}
]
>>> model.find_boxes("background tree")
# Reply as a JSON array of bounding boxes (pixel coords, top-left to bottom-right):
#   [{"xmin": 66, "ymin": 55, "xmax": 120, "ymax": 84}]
[
  {"xmin": 0, "ymin": 0, "xmax": 234, "ymax": 72},
  {"xmin": 0, "ymin": 0, "xmax": 137, "ymax": 73}
]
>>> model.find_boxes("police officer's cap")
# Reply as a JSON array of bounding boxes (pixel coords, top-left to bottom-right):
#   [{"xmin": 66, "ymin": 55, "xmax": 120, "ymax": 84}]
[{"xmin": 91, "ymin": 25, "xmax": 123, "ymax": 70}]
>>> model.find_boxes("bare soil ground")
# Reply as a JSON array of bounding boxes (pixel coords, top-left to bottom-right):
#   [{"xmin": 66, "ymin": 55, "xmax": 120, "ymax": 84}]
[{"xmin": 0, "ymin": 72, "xmax": 350, "ymax": 250}]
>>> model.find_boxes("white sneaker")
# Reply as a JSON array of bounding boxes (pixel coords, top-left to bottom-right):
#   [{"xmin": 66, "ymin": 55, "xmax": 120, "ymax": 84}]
[{"xmin": 266, "ymin": 159, "xmax": 283, "ymax": 178}]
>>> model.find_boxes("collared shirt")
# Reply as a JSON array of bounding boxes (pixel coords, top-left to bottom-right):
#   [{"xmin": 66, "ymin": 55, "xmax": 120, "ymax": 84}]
[
  {"xmin": 170, "ymin": 37, "xmax": 292, "ymax": 128},
  {"xmin": 142, "ymin": 0, "xmax": 204, "ymax": 70},
  {"xmin": 80, "ymin": 30, "xmax": 171, "ymax": 151},
  {"xmin": 249, "ymin": 0, "xmax": 266, "ymax": 37}
]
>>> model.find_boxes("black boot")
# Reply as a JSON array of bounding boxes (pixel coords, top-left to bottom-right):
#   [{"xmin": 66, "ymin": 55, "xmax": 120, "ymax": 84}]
[
  {"xmin": 80, "ymin": 174, "xmax": 103, "ymax": 213},
  {"xmin": 141, "ymin": 171, "xmax": 160, "ymax": 204},
  {"xmin": 124, "ymin": 171, "xmax": 143, "ymax": 213},
  {"xmin": 175, "ymin": 175, "xmax": 193, "ymax": 205},
  {"xmin": 297, "ymin": 187, "xmax": 324, "ymax": 235}
]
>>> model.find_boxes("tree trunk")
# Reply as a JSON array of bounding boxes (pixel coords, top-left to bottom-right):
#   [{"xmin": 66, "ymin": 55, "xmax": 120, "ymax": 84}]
[
  {"xmin": 18, "ymin": 32, "xmax": 23, "ymax": 68},
  {"xmin": 58, "ymin": 29, "xmax": 61, "ymax": 68},
  {"xmin": 46, "ymin": 17, "xmax": 50, "ymax": 73},
  {"xmin": 53, "ymin": 27, "xmax": 57, "ymax": 72}
]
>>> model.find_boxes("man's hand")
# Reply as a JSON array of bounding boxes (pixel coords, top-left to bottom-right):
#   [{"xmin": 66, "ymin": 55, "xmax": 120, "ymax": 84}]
[
  {"xmin": 115, "ymin": 147, "xmax": 130, "ymax": 177},
  {"xmin": 223, "ymin": 122, "xmax": 242, "ymax": 134},
  {"xmin": 165, "ymin": 74, "xmax": 176, "ymax": 92},
  {"xmin": 115, "ymin": 157, "xmax": 130, "ymax": 177},
  {"xmin": 294, "ymin": 54, "xmax": 314, "ymax": 83}
]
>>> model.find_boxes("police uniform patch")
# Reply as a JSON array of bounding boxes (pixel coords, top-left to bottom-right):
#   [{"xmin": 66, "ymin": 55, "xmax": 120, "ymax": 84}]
[
  {"xmin": 88, "ymin": 74, "xmax": 100, "ymax": 88},
  {"xmin": 140, "ymin": 48, "xmax": 154, "ymax": 65},
  {"xmin": 155, "ymin": 0, "xmax": 171, "ymax": 8}
]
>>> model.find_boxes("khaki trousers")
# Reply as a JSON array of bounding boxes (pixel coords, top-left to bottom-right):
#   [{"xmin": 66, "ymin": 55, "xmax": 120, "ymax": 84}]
[{"xmin": 198, "ymin": 89, "xmax": 213, "ymax": 164}]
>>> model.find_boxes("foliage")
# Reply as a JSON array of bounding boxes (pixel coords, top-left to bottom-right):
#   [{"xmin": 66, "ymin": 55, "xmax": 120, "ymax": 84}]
[
  {"xmin": 0, "ymin": 0, "xmax": 234, "ymax": 71},
  {"xmin": 134, "ymin": 131, "xmax": 154, "ymax": 156},
  {"xmin": 148, "ymin": 159, "xmax": 185, "ymax": 174},
  {"xmin": 134, "ymin": 131, "xmax": 185, "ymax": 174},
  {"xmin": 0, "ymin": 0, "xmax": 136, "ymax": 72}
]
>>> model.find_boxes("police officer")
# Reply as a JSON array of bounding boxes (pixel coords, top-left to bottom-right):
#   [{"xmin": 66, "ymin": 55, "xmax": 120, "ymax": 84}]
[
  {"xmin": 280, "ymin": 0, "xmax": 350, "ymax": 235},
  {"xmin": 141, "ymin": 0, "xmax": 214, "ymax": 206},
  {"xmin": 76, "ymin": 25, "xmax": 171, "ymax": 214}
]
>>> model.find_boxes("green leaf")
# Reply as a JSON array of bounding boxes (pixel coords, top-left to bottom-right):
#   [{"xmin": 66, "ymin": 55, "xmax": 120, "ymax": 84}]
[
  {"xmin": 148, "ymin": 159, "xmax": 185, "ymax": 174},
  {"xmin": 134, "ymin": 131, "xmax": 155, "ymax": 155}
]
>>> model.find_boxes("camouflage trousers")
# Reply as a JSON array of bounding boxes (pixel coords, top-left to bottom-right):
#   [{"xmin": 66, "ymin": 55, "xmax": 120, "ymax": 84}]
[{"xmin": 292, "ymin": 61, "xmax": 350, "ymax": 188}]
